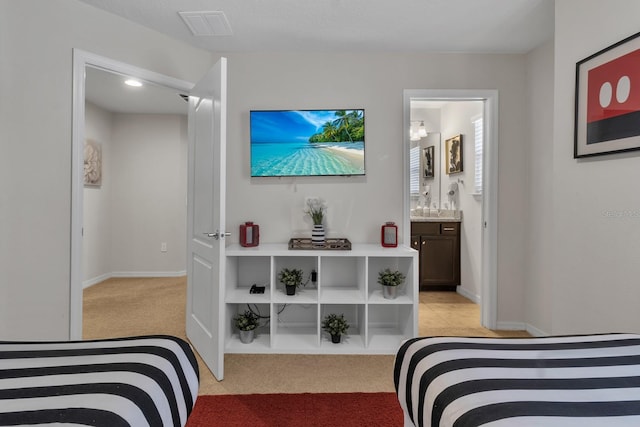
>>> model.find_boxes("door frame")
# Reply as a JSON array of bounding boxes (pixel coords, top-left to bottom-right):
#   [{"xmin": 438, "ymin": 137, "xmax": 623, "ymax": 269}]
[
  {"xmin": 403, "ymin": 89, "xmax": 498, "ymax": 329},
  {"xmin": 70, "ymin": 49, "xmax": 194, "ymax": 339}
]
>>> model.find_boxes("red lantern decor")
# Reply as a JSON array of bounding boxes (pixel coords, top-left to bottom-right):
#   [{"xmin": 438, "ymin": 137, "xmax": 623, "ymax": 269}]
[
  {"xmin": 381, "ymin": 222, "xmax": 398, "ymax": 247},
  {"xmin": 239, "ymin": 222, "xmax": 259, "ymax": 247}
]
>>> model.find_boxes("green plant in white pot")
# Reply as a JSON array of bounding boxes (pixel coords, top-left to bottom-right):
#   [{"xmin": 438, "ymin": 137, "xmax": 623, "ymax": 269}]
[
  {"xmin": 234, "ymin": 310, "xmax": 259, "ymax": 344},
  {"xmin": 278, "ymin": 267, "xmax": 305, "ymax": 296},
  {"xmin": 377, "ymin": 268, "xmax": 405, "ymax": 300},
  {"xmin": 322, "ymin": 313, "xmax": 349, "ymax": 343}
]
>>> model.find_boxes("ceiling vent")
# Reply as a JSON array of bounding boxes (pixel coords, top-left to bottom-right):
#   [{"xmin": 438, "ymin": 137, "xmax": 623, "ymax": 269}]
[{"xmin": 178, "ymin": 11, "xmax": 232, "ymax": 36}]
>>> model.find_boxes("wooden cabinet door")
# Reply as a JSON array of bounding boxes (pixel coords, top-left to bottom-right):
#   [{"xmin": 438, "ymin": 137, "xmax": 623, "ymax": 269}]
[
  {"xmin": 410, "ymin": 235, "xmax": 420, "ymax": 251},
  {"xmin": 420, "ymin": 234, "xmax": 460, "ymax": 289}
]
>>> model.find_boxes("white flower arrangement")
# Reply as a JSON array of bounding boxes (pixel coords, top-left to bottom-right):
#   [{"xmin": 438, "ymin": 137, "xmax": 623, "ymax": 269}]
[{"xmin": 305, "ymin": 197, "xmax": 327, "ymax": 225}]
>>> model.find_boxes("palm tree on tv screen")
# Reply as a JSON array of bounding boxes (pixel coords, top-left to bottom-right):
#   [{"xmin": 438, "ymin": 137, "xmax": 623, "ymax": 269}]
[{"xmin": 309, "ymin": 110, "xmax": 364, "ymax": 143}]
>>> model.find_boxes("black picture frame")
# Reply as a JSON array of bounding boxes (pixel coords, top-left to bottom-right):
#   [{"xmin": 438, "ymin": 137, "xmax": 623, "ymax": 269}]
[
  {"xmin": 423, "ymin": 145, "xmax": 434, "ymax": 178},
  {"xmin": 575, "ymin": 31, "xmax": 640, "ymax": 158},
  {"xmin": 445, "ymin": 135, "xmax": 463, "ymax": 174}
]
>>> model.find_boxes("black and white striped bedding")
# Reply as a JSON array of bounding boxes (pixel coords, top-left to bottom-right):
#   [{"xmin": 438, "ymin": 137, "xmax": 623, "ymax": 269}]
[
  {"xmin": 0, "ymin": 335, "xmax": 199, "ymax": 427},
  {"xmin": 394, "ymin": 334, "xmax": 640, "ymax": 427}
]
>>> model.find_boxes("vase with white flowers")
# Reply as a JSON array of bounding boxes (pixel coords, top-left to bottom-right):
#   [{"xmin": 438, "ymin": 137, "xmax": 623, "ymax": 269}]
[{"xmin": 305, "ymin": 197, "xmax": 327, "ymax": 246}]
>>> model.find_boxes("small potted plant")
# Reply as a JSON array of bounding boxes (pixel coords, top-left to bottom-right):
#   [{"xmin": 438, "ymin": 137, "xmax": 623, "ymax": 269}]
[
  {"xmin": 305, "ymin": 197, "xmax": 327, "ymax": 245},
  {"xmin": 377, "ymin": 268, "xmax": 406, "ymax": 300},
  {"xmin": 234, "ymin": 310, "xmax": 259, "ymax": 344},
  {"xmin": 278, "ymin": 267, "xmax": 305, "ymax": 295},
  {"xmin": 322, "ymin": 313, "xmax": 349, "ymax": 343}
]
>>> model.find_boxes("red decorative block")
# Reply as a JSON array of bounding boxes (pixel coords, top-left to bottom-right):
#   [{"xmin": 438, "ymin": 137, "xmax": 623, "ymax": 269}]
[
  {"xmin": 239, "ymin": 222, "xmax": 259, "ymax": 247},
  {"xmin": 381, "ymin": 222, "xmax": 397, "ymax": 247}
]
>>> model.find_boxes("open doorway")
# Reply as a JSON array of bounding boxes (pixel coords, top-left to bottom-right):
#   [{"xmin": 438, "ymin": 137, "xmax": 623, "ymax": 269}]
[
  {"xmin": 403, "ymin": 89, "xmax": 498, "ymax": 329},
  {"xmin": 70, "ymin": 50, "xmax": 194, "ymax": 339}
]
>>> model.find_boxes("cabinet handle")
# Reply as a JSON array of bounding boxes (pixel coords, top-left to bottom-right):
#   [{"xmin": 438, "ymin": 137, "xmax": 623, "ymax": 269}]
[
  {"xmin": 422, "ymin": 241, "xmax": 426, "ymax": 245},
  {"xmin": 443, "ymin": 227, "xmax": 455, "ymax": 231}
]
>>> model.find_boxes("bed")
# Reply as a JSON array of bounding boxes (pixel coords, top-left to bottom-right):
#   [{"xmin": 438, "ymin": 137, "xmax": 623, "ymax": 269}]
[
  {"xmin": 0, "ymin": 335, "xmax": 199, "ymax": 427},
  {"xmin": 394, "ymin": 333, "xmax": 640, "ymax": 427}
]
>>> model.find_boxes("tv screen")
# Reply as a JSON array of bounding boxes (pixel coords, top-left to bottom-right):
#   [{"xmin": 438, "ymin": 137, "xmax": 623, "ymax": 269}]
[{"xmin": 250, "ymin": 109, "xmax": 365, "ymax": 177}]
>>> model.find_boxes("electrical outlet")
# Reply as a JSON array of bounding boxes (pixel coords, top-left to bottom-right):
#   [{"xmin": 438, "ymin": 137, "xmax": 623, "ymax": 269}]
[{"xmin": 161, "ymin": 242, "xmax": 167, "ymax": 252}]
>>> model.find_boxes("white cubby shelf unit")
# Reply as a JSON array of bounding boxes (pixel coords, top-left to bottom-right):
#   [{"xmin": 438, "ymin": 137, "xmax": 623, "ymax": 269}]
[{"xmin": 225, "ymin": 243, "xmax": 418, "ymax": 354}]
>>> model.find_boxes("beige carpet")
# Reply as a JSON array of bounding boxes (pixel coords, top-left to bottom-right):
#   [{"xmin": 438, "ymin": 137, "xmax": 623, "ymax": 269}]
[{"xmin": 83, "ymin": 277, "xmax": 529, "ymax": 395}]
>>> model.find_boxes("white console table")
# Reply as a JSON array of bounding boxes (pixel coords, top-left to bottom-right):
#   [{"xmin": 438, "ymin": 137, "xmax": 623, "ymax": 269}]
[{"xmin": 224, "ymin": 243, "xmax": 418, "ymax": 354}]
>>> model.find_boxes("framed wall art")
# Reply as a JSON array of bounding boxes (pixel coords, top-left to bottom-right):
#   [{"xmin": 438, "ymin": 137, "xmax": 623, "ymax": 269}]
[
  {"xmin": 423, "ymin": 145, "xmax": 434, "ymax": 178},
  {"xmin": 445, "ymin": 134, "xmax": 463, "ymax": 174},
  {"xmin": 84, "ymin": 139, "xmax": 102, "ymax": 186},
  {"xmin": 575, "ymin": 31, "xmax": 640, "ymax": 158}
]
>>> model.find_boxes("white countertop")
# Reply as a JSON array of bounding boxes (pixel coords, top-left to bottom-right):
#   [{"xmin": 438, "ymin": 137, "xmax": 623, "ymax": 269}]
[
  {"xmin": 410, "ymin": 209, "xmax": 462, "ymax": 223},
  {"xmin": 410, "ymin": 216, "xmax": 461, "ymax": 223}
]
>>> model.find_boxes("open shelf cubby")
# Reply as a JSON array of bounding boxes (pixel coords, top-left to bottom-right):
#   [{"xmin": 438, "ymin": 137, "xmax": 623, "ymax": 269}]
[{"xmin": 225, "ymin": 243, "xmax": 417, "ymax": 354}]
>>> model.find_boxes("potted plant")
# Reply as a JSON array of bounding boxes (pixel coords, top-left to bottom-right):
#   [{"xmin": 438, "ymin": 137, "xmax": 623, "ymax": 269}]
[
  {"xmin": 305, "ymin": 197, "xmax": 327, "ymax": 245},
  {"xmin": 322, "ymin": 313, "xmax": 349, "ymax": 343},
  {"xmin": 278, "ymin": 267, "xmax": 305, "ymax": 295},
  {"xmin": 377, "ymin": 268, "xmax": 406, "ymax": 300},
  {"xmin": 234, "ymin": 310, "xmax": 259, "ymax": 344}
]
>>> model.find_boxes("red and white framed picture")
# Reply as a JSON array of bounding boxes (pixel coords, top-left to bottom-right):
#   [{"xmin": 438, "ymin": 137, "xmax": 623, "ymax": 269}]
[{"xmin": 575, "ymin": 31, "xmax": 640, "ymax": 158}]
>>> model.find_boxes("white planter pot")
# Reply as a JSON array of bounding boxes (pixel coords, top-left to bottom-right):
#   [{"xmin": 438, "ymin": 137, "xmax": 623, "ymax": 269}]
[{"xmin": 311, "ymin": 224, "xmax": 325, "ymax": 246}]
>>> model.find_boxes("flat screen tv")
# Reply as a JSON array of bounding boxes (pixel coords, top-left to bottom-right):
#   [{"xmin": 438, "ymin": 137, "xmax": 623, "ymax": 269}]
[{"xmin": 250, "ymin": 109, "xmax": 365, "ymax": 177}]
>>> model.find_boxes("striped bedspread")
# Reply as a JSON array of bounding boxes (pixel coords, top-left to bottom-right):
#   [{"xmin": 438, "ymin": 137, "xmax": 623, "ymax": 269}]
[
  {"xmin": 394, "ymin": 334, "xmax": 640, "ymax": 427},
  {"xmin": 0, "ymin": 335, "xmax": 199, "ymax": 427}
]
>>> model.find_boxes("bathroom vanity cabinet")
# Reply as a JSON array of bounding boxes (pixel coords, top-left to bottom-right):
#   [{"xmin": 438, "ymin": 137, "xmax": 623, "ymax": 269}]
[{"xmin": 411, "ymin": 221, "xmax": 460, "ymax": 291}]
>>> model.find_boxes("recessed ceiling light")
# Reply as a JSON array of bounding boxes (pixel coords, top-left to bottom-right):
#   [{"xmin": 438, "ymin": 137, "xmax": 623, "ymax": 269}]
[{"xmin": 125, "ymin": 79, "xmax": 143, "ymax": 87}]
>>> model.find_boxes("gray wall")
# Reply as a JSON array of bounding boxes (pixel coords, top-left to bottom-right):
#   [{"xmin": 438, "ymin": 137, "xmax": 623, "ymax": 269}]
[
  {"xmin": 8, "ymin": 0, "xmax": 638, "ymax": 341},
  {"xmin": 441, "ymin": 102, "xmax": 483, "ymax": 303},
  {"xmin": 525, "ymin": 39, "xmax": 555, "ymax": 335},
  {"xmin": 550, "ymin": 0, "xmax": 640, "ymax": 334},
  {"xmin": 0, "ymin": 0, "xmax": 211, "ymax": 339},
  {"xmin": 84, "ymin": 103, "xmax": 187, "ymax": 286},
  {"xmin": 84, "ymin": 102, "xmax": 113, "ymax": 283},
  {"xmin": 224, "ymin": 52, "xmax": 529, "ymax": 326}
]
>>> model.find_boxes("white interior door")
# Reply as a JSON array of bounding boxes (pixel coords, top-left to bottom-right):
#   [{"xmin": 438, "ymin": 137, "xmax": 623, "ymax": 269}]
[{"xmin": 186, "ymin": 57, "xmax": 228, "ymax": 381}]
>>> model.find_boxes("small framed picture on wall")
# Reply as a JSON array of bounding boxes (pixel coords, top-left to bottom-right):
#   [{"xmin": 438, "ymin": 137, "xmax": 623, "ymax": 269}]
[
  {"xmin": 445, "ymin": 134, "xmax": 463, "ymax": 174},
  {"xmin": 423, "ymin": 145, "xmax": 435, "ymax": 178}
]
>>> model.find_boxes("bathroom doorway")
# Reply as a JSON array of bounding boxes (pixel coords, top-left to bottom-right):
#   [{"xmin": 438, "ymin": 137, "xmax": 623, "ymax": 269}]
[{"xmin": 403, "ymin": 89, "xmax": 498, "ymax": 329}]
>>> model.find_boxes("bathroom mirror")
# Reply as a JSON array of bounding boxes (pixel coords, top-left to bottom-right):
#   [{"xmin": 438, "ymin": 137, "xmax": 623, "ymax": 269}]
[{"xmin": 409, "ymin": 132, "xmax": 441, "ymax": 216}]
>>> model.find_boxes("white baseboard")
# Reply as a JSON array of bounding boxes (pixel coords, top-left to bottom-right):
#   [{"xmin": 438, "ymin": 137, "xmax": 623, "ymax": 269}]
[
  {"xmin": 495, "ymin": 321, "xmax": 549, "ymax": 337},
  {"xmin": 525, "ymin": 323, "xmax": 549, "ymax": 337},
  {"xmin": 83, "ymin": 270, "xmax": 186, "ymax": 289},
  {"xmin": 82, "ymin": 273, "xmax": 111, "ymax": 289},
  {"xmin": 111, "ymin": 270, "xmax": 187, "ymax": 278},
  {"xmin": 456, "ymin": 286, "xmax": 480, "ymax": 304},
  {"xmin": 495, "ymin": 321, "xmax": 527, "ymax": 331}
]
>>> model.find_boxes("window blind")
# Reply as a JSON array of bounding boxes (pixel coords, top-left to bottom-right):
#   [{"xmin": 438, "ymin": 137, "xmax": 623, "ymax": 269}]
[
  {"xmin": 410, "ymin": 146, "xmax": 420, "ymax": 195},
  {"xmin": 473, "ymin": 117, "xmax": 483, "ymax": 195}
]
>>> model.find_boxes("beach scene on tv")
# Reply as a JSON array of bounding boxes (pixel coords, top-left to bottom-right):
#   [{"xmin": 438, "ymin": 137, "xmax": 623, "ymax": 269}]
[{"xmin": 250, "ymin": 109, "xmax": 365, "ymax": 177}]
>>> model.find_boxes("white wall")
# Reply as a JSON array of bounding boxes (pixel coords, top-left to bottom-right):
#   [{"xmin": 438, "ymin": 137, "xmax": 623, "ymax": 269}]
[
  {"xmin": 1, "ymin": 0, "xmax": 533, "ymax": 339},
  {"xmin": 441, "ymin": 102, "xmax": 483, "ymax": 301},
  {"xmin": 0, "ymin": 0, "xmax": 212, "ymax": 339},
  {"xmin": 83, "ymin": 102, "xmax": 114, "ymax": 284},
  {"xmin": 225, "ymin": 52, "xmax": 529, "ymax": 325},
  {"xmin": 83, "ymin": 107, "xmax": 188, "ymax": 285},
  {"xmin": 110, "ymin": 114, "xmax": 187, "ymax": 276},
  {"xmin": 551, "ymin": 0, "xmax": 640, "ymax": 334},
  {"xmin": 524, "ymin": 40, "xmax": 554, "ymax": 335}
]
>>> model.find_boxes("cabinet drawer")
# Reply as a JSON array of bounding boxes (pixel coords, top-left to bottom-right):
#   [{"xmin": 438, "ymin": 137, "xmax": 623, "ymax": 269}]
[
  {"xmin": 441, "ymin": 223, "xmax": 459, "ymax": 235},
  {"xmin": 411, "ymin": 222, "xmax": 440, "ymax": 235}
]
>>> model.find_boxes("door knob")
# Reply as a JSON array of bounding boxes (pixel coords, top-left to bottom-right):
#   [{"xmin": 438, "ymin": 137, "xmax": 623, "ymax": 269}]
[{"xmin": 204, "ymin": 230, "xmax": 231, "ymax": 240}]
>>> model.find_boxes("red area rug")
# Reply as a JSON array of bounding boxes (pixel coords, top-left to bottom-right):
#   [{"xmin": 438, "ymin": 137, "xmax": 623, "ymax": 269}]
[{"xmin": 186, "ymin": 392, "xmax": 403, "ymax": 426}]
